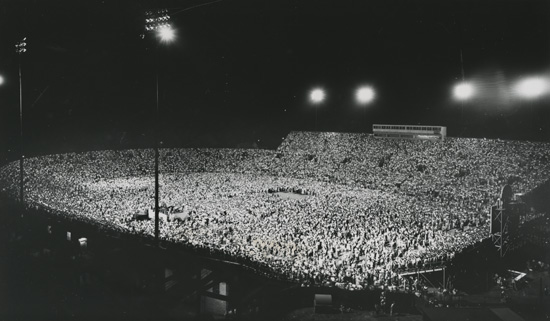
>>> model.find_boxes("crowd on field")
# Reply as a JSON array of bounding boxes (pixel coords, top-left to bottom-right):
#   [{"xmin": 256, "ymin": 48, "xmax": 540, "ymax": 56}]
[{"xmin": 1, "ymin": 132, "xmax": 549, "ymax": 289}]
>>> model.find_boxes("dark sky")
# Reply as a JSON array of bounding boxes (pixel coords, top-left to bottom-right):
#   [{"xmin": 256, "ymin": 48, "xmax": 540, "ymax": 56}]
[{"xmin": 0, "ymin": 0, "xmax": 549, "ymax": 157}]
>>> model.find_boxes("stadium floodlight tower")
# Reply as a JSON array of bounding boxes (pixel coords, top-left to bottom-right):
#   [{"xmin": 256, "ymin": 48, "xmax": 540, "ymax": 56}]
[
  {"xmin": 15, "ymin": 37, "xmax": 27, "ymax": 208},
  {"xmin": 355, "ymin": 86, "xmax": 375, "ymax": 131},
  {"xmin": 513, "ymin": 76, "xmax": 549, "ymax": 137},
  {"xmin": 145, "ymin": 9, "xmax": 175, "ymax": 247},
  {"xmin": 309, "ymin": 87, "xmax": 325, "ymax": 131},
  {"xmin": 453, "ymin": 81, "xmax": 474, "ymax": 136}
]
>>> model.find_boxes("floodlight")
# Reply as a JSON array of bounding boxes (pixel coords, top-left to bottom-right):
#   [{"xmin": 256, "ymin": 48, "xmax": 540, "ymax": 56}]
[
  {"xmin": 158, "ymin": 26, "xmax": 175, "ymax": 42},
  {"xmin": 514, "ymin": 77, "xmax": 549, "ymax": 99},
  {"xmin": 310, "ymin": 88, "xmax": 325, "ymax": 104},
  {"xmin": 0, "ymin": 75, "xmax": 4, "ymax": 85},
  {"xmin": 145, "ymin": 8, "xmax": 172, "ymax": 35},
  {"xmin": 15, "ymin": 37, "xmax": 27, "ymax": 54},
  {"xmin": 356, "ymin": 86, "xmax": 375, "ymax": 104},
  {"xmin": 453, "ymin": 82, "xmax": 474, "ymax": 100}
]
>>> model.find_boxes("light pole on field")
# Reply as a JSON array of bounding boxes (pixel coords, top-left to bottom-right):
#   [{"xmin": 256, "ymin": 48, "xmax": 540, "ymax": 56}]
[
  {"xmin": 145, "ymin": 9, "xmax": 175, "ymax": 247},
  {"xmin": 15, "ymin": 37, "xmax": 27, "ymax": 209},
  {"xmin": 143, "ymin": 1, "xmax": 223, "ymax": 247}
]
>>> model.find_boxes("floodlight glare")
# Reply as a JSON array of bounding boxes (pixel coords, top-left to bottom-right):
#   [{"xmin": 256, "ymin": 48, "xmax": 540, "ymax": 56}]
[
  {"xmin": 0, "ymin": 75, "xmax": 4, "ymax": 85},
  {"xmin": 356, "ymin": 86, "xmax": 375, "ymax": 104},
  {"xmin": 453, "ymin": 82, "xmax": 474, "ymax": 100},
  {"xmin": 514, "ymin": 77, "xmax": 548, "ymax": 99},
  {"xmin": 310, "ymin": 88, "xmax": 325, "ymax": 104},
  {"xmin": 158, "ymin": 26, "xmax": 175, "ymax": 42}
]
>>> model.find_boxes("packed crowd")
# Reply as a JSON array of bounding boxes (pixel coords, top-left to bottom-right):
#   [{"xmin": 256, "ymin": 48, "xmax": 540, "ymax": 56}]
[{"xmin": 1, "ymin": 132, "xmax": 550, "ymax": 288}]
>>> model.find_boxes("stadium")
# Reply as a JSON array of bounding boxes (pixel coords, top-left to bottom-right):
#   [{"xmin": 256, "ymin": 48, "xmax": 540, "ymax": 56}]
[
  {"xmin": 1, "ymin": 130, "xmax": 550, "ymax": 319},
  {"xmin": 1, "ymin": 0, "xmax": 550, "ymax": 320}
]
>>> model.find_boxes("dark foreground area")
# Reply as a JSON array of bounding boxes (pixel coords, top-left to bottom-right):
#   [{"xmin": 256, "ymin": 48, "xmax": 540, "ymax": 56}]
[{"xmin": 1, "ymin": 195, "xmax": 549, "ymax": 321}]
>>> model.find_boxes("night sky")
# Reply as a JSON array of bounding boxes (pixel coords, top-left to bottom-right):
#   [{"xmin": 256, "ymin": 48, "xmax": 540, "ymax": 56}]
[{"xmin": 0, "ymin": 0, "xmax": 549, "ymax": 159}]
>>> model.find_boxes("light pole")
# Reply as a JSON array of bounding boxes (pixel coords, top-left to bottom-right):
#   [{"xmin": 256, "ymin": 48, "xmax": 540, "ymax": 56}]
[
  {"xmin": 15, "ymin": 37, "xmax": 27, "ymax": 208},
  {"xmin": 145, "ymin": 9, "xmax": 174, "ymax": 246},
  {"xmin": 453, "ymin": 81, "xmax": 474, "ymax": 137},
  {"xmin": 309, "ymin": 88, "xmax": 325, "ymax": 131},
  {"xmin": 513, "ymin": 76, "xmax": 549, "ymax": 138},
  {"xmin": 355, "ymin": 85, "xmax": 375, "ymax": 131},
  {"xmin": 450, "ymin": 80, "xmax": 474, "ymax": 225}
]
